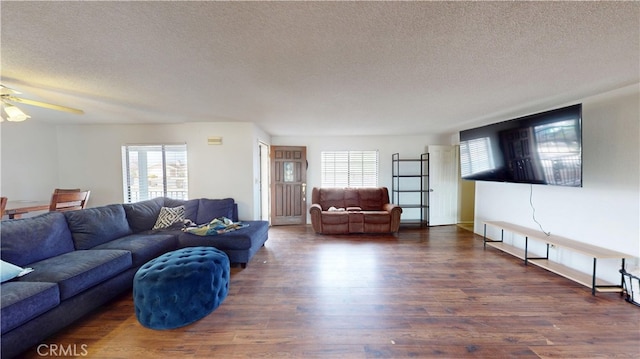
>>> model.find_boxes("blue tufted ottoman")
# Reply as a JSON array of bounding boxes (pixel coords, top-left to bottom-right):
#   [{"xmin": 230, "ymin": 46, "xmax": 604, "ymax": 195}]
[{"xmin": 133, "ymin": 246, "xmax": 230, "ymax": 329}]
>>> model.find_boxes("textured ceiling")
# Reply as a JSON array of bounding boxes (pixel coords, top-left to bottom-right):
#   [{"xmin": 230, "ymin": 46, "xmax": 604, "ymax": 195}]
[{"xmin": 1, "ymin": 1, "xmax": 638, "ymax": 136}]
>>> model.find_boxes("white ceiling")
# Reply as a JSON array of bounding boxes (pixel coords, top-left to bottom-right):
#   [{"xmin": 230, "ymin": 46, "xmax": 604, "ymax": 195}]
[{"xmin": 1, "ymin": 1, "xmax": 638, "ymax": 136}]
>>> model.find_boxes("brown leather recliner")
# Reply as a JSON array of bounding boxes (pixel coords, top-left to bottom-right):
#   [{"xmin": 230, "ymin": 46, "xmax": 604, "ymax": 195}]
[{"xmin": 309, "ymin": 187, "xmax": 402, "ymax": 234}]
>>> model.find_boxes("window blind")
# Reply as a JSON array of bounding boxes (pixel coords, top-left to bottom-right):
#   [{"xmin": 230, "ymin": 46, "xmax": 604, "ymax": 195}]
[
  {"xmin": 122, "ymin": 144, "xmax": 188, "ymax": 203},
  {"xmin": 460, "ymin": 137, "xmax": 494, "ymax": 176},
  {"xmin": 321, "ymin": 150, "xmax": 378, "ymax": 188}
]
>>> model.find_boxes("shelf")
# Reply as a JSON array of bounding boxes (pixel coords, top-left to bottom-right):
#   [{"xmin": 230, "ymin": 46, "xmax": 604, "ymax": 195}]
[
  {"xmin": 485, "ymin": 241, "xmax": 526, "ymax": 260},
  {"xmin": 483, "ymin": 221, "xmax": 628, "ymax": 295},
  {"xmin": 399, "ymin": 219, "xmax": 426, "ymax": 225},
  {"xmin": 486, "ymin": 241, "xmax": 620, "ymax": 292},
  {"xmin": 527, "ymin": 259, "xmax": 620, "ymax": 292},
  {"xmin": 398, "ymin": 204, "xmax": 429, "ymax": 209},
  {"xmin": 392, "ymin": 153, "xmax": 429, "ymax": 226},
  {"xmin": 485, "ymin": 221, "xmax": 629, "ymax": 259}
]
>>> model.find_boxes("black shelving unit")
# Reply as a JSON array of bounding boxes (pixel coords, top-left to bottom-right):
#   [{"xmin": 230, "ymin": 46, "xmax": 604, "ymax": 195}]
[{"xmin": 391, "ymin": 153, "xmax": 429, "ymax": 226}]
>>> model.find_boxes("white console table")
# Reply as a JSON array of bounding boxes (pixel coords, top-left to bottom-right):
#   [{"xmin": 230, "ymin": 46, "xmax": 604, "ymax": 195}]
[{"xmin": 483, "ymin": 221, "xmax": 628, "ymax": 296}]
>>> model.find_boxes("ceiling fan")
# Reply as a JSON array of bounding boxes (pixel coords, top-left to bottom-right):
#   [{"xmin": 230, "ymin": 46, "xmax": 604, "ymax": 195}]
[{"xmin": 1, "ymin": 84, "xmax": 84, "ymax": 122}]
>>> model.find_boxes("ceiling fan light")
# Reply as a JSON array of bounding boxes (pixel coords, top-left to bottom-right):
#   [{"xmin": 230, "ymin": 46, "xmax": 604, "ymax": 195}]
[{"xmin": 3, "ymin": 103, "xmax": 31, "ymax": 122}]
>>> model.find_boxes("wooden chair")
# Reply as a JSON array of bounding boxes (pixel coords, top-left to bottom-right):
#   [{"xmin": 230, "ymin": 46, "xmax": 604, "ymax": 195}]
[
  {"xmin": 1, "ymin": 196, "xmax": 7, "ymax": 217},
  {"xmin": 53, "ymin": 188, "xmax": 81, "ymax": 193},
  {"xmin": 49, "ymin": 190, "xmax": 90, "ymax": 212}
]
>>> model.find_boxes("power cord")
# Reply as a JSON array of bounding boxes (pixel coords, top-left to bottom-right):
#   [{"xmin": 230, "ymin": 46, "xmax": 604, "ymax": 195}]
[{"xmin": 530, "ymin": 184, "xmax": 551, "ymax": 236}]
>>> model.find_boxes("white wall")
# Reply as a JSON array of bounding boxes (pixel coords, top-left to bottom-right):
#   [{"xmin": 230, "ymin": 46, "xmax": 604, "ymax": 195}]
[
  {"xmin": 1, "ymin": 122, "xmax": 449, "ymax": 222},
  {"xmin": 0, "ymin": 121, "xmax": 59, "ymax": 201},
  {"xmin": 272, "ymin": 134, "xmax": 451, "ymax": 220},
  {"xmin": 475, "ymin": 84, "xmax": 640, "ymax": 284},
  {"xmin": 51, "ymin": 122, "xmax": 265, "ymax": 220}
]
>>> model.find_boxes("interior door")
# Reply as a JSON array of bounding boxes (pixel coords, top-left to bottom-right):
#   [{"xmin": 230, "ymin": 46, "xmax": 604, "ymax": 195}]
[
  {"xmin": 427, "ymin": 145, "xmax": 459, "ymax": 226},
  {"xmin": 271, "ymin": 146, "xmax": 307, "ymax": 225},
  {"xmin": 259, "ymin": 142, "xmax": 270, "ymax": 222}
]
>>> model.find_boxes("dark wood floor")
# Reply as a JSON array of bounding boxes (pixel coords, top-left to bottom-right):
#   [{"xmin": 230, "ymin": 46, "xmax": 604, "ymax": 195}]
[{"xmin": 17, "ymin": 225, "xmax": 640, "ymax": 358}]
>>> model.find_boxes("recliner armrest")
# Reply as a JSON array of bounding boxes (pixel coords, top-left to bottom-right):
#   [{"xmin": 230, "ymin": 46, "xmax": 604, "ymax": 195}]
[
  {"xmin": 309, "ymin": 204, "xmax": 323, "ymax": 233},
  {"xmin": 382, "ymin": 203, "xmax": 401, "ymax": 213},
  {"xmin": 382, "ymin": 203, "xmax": 403, "ymax": 232}
]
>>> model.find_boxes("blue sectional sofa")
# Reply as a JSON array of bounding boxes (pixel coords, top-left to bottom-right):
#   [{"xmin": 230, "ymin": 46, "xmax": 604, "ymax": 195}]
[{"xmin": 0, "ymin": 197, "xmax": 268, "ymax": 359}]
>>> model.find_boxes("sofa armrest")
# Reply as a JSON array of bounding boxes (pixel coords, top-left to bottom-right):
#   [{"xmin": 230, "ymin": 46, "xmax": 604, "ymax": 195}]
[
  {"xmin": 309, "ymin": 204, "xmax": 323, "ymax": 233},
  {"xmin": 382, "ymin": 203, "xmax": 400, "ymax": 212},
  {"xmin": 382, "ymin": 203, "xmax": 403, "ymax": 232}
]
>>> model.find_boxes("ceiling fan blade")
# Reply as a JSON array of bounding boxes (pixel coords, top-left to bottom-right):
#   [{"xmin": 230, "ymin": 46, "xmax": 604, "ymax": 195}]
[
  {"xmin": 6, "ymin": 96, "xmax": 84, "ymax": 114},
  {"xmin": 0, "ymin": 85, "xmax": 21, "ymax": 95}
]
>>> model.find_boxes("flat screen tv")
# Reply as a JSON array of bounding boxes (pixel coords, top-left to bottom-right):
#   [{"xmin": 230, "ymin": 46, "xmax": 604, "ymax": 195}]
[{"xmin": 459, "ymin": 104, "xmax": 582, "ymax": 187}]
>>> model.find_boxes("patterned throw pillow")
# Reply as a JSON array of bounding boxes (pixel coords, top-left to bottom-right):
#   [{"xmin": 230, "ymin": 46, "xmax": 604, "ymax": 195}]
[{"xmin": 152, "ymin": 206, "xmax": 186, "ymax": 230}]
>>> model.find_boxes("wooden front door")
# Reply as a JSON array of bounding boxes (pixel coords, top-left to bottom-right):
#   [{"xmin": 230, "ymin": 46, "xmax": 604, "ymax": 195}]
[{"xmin": 271, "ymin": 146, "xmax": 307, "ymax": 225}]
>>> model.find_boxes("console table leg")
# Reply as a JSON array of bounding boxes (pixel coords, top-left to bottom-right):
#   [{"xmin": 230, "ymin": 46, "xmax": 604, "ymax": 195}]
[
  {"xmin": 483, "ymin": 223, "xmax": 487, "ymax": 249},
  {"xmin": 620, "ymin": 258, "xmax": 626, "ymax": 296},
  {"xmin": 545, "ymin": 243, "xmax": 549, "ymax": 259},
  {"xmin": 592, "ymin": 258, "xmax": 597, "ymax": 296}
]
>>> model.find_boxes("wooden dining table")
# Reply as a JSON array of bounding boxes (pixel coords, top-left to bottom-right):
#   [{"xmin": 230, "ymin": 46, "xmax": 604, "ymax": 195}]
[{"xmin": 3, "ymin": 200, "xmax": 50, "ymax": 219}]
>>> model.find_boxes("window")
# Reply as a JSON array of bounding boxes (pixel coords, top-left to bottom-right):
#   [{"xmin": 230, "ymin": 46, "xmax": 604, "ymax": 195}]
[
  {"xmin": 321, "ymin": 150, "xmax": 378, "ymax": 188},
  {"xmin": 122, "ymin": 144, "xmax": 188, "ymax": 203},
  {"xmin": 460, "ymin": 137, "xmax": 495, "ymax": 177},
  {"xmin": 534, "ymin": 120, "xmax": 581, "ymax": 186}
]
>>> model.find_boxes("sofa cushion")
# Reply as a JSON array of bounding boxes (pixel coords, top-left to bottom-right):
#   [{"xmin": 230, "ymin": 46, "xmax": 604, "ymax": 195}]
[
  {"xmin": 358, "ymin": 188, "xmax": 386, "ymax": 210},
  {"xmin": 65, "ymin": 204, "xmax": 133, "ymax": 249},
  {"xmin": 18, "ymin": 249, "xmax": 132, "ymax": 300},
  {"xmin": 164, "ymin": 198, "xmax": 199, "ymax": 220},
  {"xmin": 344, "ymin": 188, "xmax": 361, "ymax": 208},
  {"xmin": 178, "ymin": 221, "xmax": 268, "ymax": 266},
  {"xmin": 122, "ymin": 197, "xmax": 165, "ymax": 233},
  {"xmin": 320, "ymin": 211, "xmax": 349, "ymax": 225},
  {"xmin": 316, "ymin": 212, "xmax": 350, "ymax": 235},
  {"xmin": 196, "ymin": 198, "xmax": 235, "ymax": 224},
  {"xmin": 363, "ymin": 211, "xmax": 392, "ymax": 233},
  {"xmin": 362, "ymin": 211, "xmax": 392, "ymax": 224},
  {"xmin": 123, "ymin": 198, "xmax": 199, "ymax": 232},
  {"xmin": 178, "ymin": 221, "xmax": 264, "ymax": 251},
  {"xmin": 1, "ymin": 212, "xmax": 75, "ymax": 267},
  {"xmin": 348, "ymin": 212, "xmax": 364, "ymax": 233},
  {"xmin": 318, "ymin": 189, "xmax": 346, "ymax": 210},
  {"xmin": 179, "ymin": 231, "xmax": 250, "ymax": 251},
  {"xmin": 93, "ymin": 233, "xmax": 178, "ymax": 267},
  {"xmin": 1, "ymin": 281, "xmax": 60, "ymax": 334}
]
